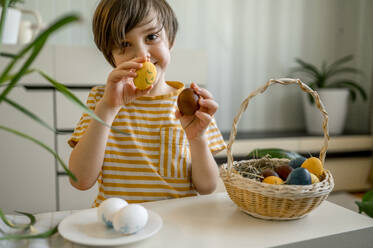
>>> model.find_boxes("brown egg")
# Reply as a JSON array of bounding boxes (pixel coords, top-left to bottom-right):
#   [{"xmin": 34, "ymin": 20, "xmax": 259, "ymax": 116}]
[
  {"xmin": 177, "ymin": 88, "xmax": 200, "ymax": 115},
  {"xmin": 261, "ymin": 169, "xmax": 279, "ymax": 180},
  {"xmin": 275, "ymin": 165, "xmax": 294, "ymax": 181}
]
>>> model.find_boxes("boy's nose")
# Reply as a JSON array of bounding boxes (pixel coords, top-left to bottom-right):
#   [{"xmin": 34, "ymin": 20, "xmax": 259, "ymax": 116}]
[{"xmin": 135, "ymin": 45, "xmax": 150, "ymax": 60}]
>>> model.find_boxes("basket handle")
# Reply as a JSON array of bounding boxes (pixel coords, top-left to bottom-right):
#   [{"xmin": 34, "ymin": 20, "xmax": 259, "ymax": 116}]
[{"xmin": 226, "ymin": 78, "xmax": 329, "ymax": 175}]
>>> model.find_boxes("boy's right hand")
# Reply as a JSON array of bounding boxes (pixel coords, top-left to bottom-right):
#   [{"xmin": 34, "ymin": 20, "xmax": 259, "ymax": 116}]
[{"xmin": 100, "ymin": 57, "xmax": 153, "ymax": 111}]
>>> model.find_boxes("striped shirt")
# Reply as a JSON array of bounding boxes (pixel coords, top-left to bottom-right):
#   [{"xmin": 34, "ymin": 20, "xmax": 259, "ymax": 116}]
[{"xmin": 68, "ymin": 81, "xmax": 226, "ymax": 206}]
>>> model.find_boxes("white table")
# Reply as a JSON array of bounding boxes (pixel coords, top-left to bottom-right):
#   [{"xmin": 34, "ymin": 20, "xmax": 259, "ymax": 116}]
[{"xmin": 1, "ymin": 192, "xmax": 373, "ymax": 248}]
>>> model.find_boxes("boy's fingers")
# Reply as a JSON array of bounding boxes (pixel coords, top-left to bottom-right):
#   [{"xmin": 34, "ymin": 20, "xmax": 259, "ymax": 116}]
[
  {"xmin": 195, "ymin": 110, "xmax": 212, "ymax": 127},
  {"xmin": 199, "ymin": 98, "xmax": 218, "ymax": 116},
  {"xmin": 116, "ymin": 61, "xmax": 143, "ymax": 71},
  {"xmin": 191, "ymin": 83, "xmax": 213, "ymax": 100},
  {"xmin": 109, "ymin": 70, "xmax": 137, "ymax": 83},
  {"xmin": 115, "ymin": 57, "xmax": 147, "ymax": 70},
  {"xmin": 175, "ymin": 109, "xmax": 181, "ymax": 119}
]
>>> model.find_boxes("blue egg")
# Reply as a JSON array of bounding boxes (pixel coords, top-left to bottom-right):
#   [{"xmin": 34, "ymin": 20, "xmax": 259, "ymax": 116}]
[
  {"xmin": 289, "ymin": 156, "xmax": 306, "ymax": 169},
  {"xmin": 286, "ymin": 168, "xmax": 311, "ymax": 185}
]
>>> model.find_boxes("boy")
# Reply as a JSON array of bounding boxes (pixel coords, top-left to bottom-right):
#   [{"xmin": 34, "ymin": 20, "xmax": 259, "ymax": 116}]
[{"xmin": 68, "ymin": 0, "xmax": 226, "ymax": 206}]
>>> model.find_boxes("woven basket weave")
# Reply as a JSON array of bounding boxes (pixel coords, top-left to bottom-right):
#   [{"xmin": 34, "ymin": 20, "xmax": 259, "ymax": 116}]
[{"xmin": 220, "ymin": 78, "xmax": 335, "ymax": 220}]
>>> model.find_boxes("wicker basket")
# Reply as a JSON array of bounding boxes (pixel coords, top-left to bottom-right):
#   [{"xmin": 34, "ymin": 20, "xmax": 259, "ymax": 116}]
[{"xmin": 220, "ymin": 78, "xmax": 335, "ymax": 220}]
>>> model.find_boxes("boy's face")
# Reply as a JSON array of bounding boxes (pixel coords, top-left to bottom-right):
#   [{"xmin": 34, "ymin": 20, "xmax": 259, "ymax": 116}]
[{"xmin": 111, "ymin": 10, "xmax": 171, "ymax": 86}]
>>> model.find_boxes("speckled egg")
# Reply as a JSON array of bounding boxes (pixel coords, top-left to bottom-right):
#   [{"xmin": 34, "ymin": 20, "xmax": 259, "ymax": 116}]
[
  {"xmin": 134, "ymin": 61, "xmax": 157, "ymax": 89},
  {"xmin": 97, "ymin": 198, "xmax": 128, "ymax": 228},
  {"xmin": 289, "ymin": 156, "xmax": 307, "ymax": 169},
  {"xmin": 113, "ymin": 204, "xmax": 148, "ymax": 235}
]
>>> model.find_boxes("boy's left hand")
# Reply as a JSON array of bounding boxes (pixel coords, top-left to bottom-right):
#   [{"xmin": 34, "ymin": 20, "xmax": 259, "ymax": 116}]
[{"xmin": 175, "ymin": 83, "xmax": 218, "ymax": 140}]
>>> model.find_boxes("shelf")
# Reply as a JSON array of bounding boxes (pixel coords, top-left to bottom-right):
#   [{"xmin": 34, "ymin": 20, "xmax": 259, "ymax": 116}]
[{"xmin": 215, "ymin": 132, "xmax": 373, "ymax": 158}]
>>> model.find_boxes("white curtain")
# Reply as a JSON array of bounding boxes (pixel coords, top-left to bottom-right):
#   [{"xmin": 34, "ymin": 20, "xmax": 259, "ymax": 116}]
[
  {"xmin": 22, "ymin": 0, "xmax": 373, "ymax": 133},
  {"xmin": 169, "ymin": 0, "xmax": 373, "ymax": 133}
]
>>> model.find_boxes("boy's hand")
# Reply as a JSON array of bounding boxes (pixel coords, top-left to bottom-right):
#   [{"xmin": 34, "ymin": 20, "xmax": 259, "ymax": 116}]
[
  {"xmin": 101, "ymin": 57, "xmax": 153, "ymax": 111},
  {"xmin": 175, "ymin": 83, "xmax": 218, "ymax": 140}
]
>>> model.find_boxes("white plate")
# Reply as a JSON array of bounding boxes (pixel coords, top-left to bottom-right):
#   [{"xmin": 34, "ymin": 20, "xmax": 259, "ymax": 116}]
[{"xmin": 58, "ymin": 208, "xmax": 162, "ymax": 246}]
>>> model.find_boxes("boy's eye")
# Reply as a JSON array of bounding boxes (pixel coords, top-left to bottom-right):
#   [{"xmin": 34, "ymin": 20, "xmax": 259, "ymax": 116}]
[{"xmin": 147, "ymin": 34, "xmax": 158, "ymax": 41}]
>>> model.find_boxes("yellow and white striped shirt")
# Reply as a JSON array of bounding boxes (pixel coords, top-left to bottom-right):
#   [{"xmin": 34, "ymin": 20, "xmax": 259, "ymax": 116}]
[{"xmin": 68, "ymin": 81, "xmax": 226, "ymax": 206}]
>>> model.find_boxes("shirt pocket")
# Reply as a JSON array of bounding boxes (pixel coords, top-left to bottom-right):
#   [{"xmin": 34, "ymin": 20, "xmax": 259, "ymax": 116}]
[{"xmin": 159, "ymin": 127, "xmax": 191, "ymax": 179}]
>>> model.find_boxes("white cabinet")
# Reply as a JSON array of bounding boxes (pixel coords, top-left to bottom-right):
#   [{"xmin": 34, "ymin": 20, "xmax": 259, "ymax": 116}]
[
  {"xmin": 0, "ymin": 87, "xmax": 56, "ymax": 214},
  {"xmin": 0, "ymin": 45, "xmax": 106, "ymax": 214},
  {"xmin": 58, "ymin": 177, "xmax": 98, "ymax": 211}
]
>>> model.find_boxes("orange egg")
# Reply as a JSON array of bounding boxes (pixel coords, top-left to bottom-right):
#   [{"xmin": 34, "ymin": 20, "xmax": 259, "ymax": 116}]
[{"xmin": 262, "ymin": 176, "xmax": 284, "ymax": 185}]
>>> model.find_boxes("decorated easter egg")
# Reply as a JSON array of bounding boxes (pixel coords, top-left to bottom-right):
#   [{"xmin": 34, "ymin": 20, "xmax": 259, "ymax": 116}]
[
  {"xmin": 97, "ymin": 198, "xmax": 128, "ymax": 228},
  {"xmin": 261, "ymin": 169, "xmax": 279, "ymax": 179},
  {"xmin": 301, "ymin": 157, "xmax": 324, "ymax": 178},
  {"xmin": 113, "ymin": 204, "xmax": 149, "ymax": 235},
  {"xmin": 262, "ymin": 176, "xmax": 284, "ymax": 185},
  {"xmin": 310, "ymin": 173, "xmax": 320, "ymax": 184},
  {"xmin": 286, "ymin": 168, "xmax": 312, "ymax": 185},
  {"xmin": 177, "ymin": 88, "xmax": 200, "ymax": 115},
  {"xmin": 289, "ymin": 156, "xmax": 307, "ymax": 169},
  {"xmin": 134, "ymin": 61, "xmax": 157, "ymax": 89},
  {"xmin": 275, "ymin": 165, "xmax": 294, "ymax": 181}
]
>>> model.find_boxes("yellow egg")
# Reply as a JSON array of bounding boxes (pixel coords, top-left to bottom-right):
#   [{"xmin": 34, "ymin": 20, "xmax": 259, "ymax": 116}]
[
  {"xmin": 301, "ymin": 157, "xmax": 324, "ymax": 178},
  {"xmin": 262, "ymin": 176, "xmax": 284, "ymax": 185},
  {"xmin": 133, "ymin": 61, "xmax": 157, "ymax": 89},
  {"xmin": 310, "ymin": 173, "xmax": 320, "ymax": 184}
]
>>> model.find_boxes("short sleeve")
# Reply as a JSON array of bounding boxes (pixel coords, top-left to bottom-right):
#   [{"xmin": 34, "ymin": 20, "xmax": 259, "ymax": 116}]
[
  {"xmin": 206, "ymin": 118, "xmax": 226, "ymax": 154},
  {"xmin": 67, "ymin": 86, "xmax": 104, "ymax": 148}
]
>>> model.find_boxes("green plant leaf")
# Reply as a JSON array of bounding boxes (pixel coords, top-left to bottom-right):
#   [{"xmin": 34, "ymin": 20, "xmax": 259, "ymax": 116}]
[
  {"xmin": 362, "ymin": 189, "xmax": 373, "ymax": 202},
  {"xmin": 355, "ymin": 201, "xmax": 373, "ymax": 218},
  {"xmin": 0, "ymin": 225, "xmax": 58, "ymax": 240},
  {"xmin": 36, "ymin": 70, "xmax": 129, "ymax": 136},
  {"xmin": 326, "ymin": 54, "xmax": 354, "ymax": 77},
  {"xmin": 348, "ymin": 89, "xmax": 357, "ymax": 102},
  {"xmin": 0, "ymin": 14, "xmax": 80, "ymax": 86},
  {"xmin": 0, "ymin": 37, "xmax": 47, "ymax": 104},
  {"xmin": 4, "ymin": 97, "xmax": 56, "ymax": 133},
  {"xmin": 0, "ymin": 69, "xmax": 35, "ymax": 84},
  {"xmin": 0, "ymin": 208, "xmax": 16, "ymax": 229},
  {"xmin": 289, "ymin": 67, "xmax": 317, "ymax": 81},
  {"xmin": 327, "ymin": 80, "xmax": 367, "ymax": 101},
  {"xmin": 0, "ymin": 0, "xmax": 10, "ymax": 49},
  {"xmin": 321, "ymin": 60, "xmax": 328, "ymax": 77},
  {"xmin": 327, "ymin": 67, "xmax": 363, "ymax": 79},
  {"xmin": 355, "ymin": 189, "xmax": 373, "ymax": 218},
  {"xmin": 14, "ymin": 211, "xmax": 36, "ymax": 230},
  {"xmin": 0, "ymin": 52, "xmax": 16, "ymax": 58},
  {"xmin": 0, "ymin": 209, "xmax": 36, "ymax": 230},
  {"xmin": 248, "ymin": 148, "xmax": 302, "ymax": 160},
  {"xmin": 294, "ymin": 58, "xmax": 322, "ymax": 83},
  {"xmin": 0, "ymin": 125, "xmax": 77, "ymax": 182}
]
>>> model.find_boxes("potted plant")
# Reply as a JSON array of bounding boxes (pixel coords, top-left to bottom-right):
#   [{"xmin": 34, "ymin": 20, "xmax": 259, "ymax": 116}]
[
  {"xmin": 355, "ymin": 189, "xmax": 373, "ymax": 218},
  {"xmin": 1, "ymin": 0, "xmax": 44, "ymax": 44},
  {"xmin": 0, "ymin": 0, "xmax": 24, "ymax": 44},
  {"xmin": 0, "ymin": 0, "xmax": 119, "ymax": 240},
  {"xmin": 291, "ymin": 55, "xmax": 367, "ymax": 135}
]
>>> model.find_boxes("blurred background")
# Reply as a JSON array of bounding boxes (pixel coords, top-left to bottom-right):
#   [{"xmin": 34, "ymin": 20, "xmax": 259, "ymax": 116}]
[
  {"xmin": 13, "ymin": 0, "xmax": 373, "ymax": 133},
  {"xmin": 0, "ymin": 0, "xmax": 372, "ymax": 214}
]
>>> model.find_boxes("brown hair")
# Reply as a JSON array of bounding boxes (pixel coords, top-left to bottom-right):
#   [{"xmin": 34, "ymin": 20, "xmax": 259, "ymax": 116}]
[{"xmin": 92, "ymin": 0, "xmax": 178, "ymax": 67}]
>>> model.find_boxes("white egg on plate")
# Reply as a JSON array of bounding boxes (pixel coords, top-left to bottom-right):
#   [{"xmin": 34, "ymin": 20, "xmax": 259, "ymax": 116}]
[
  {"xmin": 113, "ymin": 204, "xmax": 149, "ymax": 235},
  {"xmin": 97, "ymin": 197, "xmax": 128, "ymax": 228}
]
